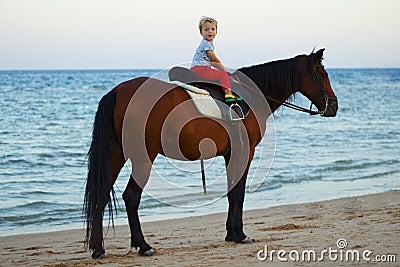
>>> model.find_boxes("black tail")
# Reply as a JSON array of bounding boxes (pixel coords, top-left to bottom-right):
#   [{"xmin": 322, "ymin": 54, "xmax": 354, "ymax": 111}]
[{"xmin": 84, "ymin": 90, "xmax": 118, "ymax": 249}]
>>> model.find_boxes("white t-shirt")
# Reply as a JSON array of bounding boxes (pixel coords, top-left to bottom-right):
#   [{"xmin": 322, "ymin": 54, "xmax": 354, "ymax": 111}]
[{"xmin": 191, "ymin": 39, "xmax": 214, "ymax": 67}]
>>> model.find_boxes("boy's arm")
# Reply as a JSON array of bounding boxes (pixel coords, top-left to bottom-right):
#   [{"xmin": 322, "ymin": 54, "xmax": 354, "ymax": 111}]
[{"xmin": 206, "ymin": 50, "xmax": 229, "ymax": 73}]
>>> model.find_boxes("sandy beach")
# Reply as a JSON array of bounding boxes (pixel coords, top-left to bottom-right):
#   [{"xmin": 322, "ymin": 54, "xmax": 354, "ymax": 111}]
[{"xmin": 1, "ymin": 190, "xmax": 399, "ymax": 266}]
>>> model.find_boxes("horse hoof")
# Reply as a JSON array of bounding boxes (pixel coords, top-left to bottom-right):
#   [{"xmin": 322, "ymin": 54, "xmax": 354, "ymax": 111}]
[
  {"xmin": 92, "ymin": 249, "xmax": 106, "ymax": 259},
  {"xmin": 140, "ymin": 248, "xmax": 155, "ymax": 256},
  {"xmin": 241, "ymin": 237, "xmax": 255, "ymax": 243}
]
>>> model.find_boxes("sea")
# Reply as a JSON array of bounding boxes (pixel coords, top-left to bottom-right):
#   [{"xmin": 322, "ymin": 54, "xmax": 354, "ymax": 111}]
[{"xmin": 1, "ymin": 68, "xmax": 399, "ymax": 237}]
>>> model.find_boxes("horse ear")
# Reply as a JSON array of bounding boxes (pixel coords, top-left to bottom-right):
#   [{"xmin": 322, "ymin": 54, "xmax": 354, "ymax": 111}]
[{"xmin": 314, "ymin": 48, "xmax": 325, "ymax": 64}]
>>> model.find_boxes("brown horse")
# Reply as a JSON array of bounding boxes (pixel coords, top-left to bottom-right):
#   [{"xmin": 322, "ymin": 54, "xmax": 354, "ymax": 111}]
[{"xmin": 84, "ymin": 48, "xmax": 338, "ymax": 258}]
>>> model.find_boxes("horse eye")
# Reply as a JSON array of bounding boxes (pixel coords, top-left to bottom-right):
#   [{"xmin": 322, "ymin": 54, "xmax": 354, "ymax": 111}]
[{"xmin": 318, "ymin": 68, "xmax": 328, "ymax": 78}]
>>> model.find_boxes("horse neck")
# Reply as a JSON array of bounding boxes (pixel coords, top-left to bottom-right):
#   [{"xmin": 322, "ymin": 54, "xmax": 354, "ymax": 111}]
[{"xmin": 238, "ymin": 57, "xmax": 301, "ymax": 113}]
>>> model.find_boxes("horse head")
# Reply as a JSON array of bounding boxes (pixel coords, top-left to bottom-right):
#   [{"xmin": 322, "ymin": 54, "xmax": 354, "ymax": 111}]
[{"xmin": 299, "ymin": 48, "xmax": 338, "ymax": 117}]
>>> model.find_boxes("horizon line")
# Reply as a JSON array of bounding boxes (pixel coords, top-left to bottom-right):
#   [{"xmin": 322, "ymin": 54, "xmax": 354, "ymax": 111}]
[{"xmin": 1, "ymin": 67, "xmax": 399, "ymax": 71}]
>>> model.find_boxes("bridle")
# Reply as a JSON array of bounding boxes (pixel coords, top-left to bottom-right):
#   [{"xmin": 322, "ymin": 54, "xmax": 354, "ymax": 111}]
[
  {"xmin": 308, "ymin": 64, "xmax": 337, "ymax": 116},
  {"xmin": 232, "ymin": 63, "xmax": 336, "ymax": 116}
]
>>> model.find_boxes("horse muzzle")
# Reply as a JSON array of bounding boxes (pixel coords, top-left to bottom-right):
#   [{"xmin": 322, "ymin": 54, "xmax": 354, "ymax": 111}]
[{"xmin": 320, "ymin": 97, "xmax": 338, "ymax": 117}]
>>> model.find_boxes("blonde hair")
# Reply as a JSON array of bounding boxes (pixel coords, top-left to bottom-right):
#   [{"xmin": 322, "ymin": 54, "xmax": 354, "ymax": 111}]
[{"xmin": 198, "ymin": 16, "xmax": 218, "ymax": 32}]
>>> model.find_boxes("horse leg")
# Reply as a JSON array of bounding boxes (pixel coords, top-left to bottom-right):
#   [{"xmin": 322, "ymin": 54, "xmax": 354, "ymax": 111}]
[
  {"xmin": 225, "ymin": 162, "xmax": 236, "ymax": 242},
  {"xmin": 90, "ymin": 143, "xmax": 126, "ymax": 258},
  {"xmin": 224, "ymin": 149, "xmax": 255, "ymax": 243},
  {"xmin": 89, "ymin": 209, "xmax": 106, "ymax": 258},
  {"xmin": 122, "ymin": 158, "xmax": 155, "ymax": 256},
  {"xmin": 225, "ymin": 176, "xmax": 248, "ymax": 242}
]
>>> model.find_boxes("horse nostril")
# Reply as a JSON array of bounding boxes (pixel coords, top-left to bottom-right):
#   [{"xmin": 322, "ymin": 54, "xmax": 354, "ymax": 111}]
[
  {"xmin": 330, "ymin": 102, "xmax": 338, "ymax": 116},
  {"xmin": 329, "ymin": 98, "xmax": 338, "ymax": 113}
]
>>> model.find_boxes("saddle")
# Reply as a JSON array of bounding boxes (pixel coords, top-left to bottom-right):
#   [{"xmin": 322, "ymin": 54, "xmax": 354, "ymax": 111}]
[{"xmin": 168, "ymin": 67, "xmax": 250, "ymax": 120}]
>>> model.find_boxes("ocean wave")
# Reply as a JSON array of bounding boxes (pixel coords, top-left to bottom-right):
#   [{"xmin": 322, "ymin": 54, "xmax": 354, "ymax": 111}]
[
  {"xmin": 0, "ymin": 213, "xmax": 82, "ymax": 227},
  {"xmin": 0, "ymin": 202, "xmax": 82, "ymax": 227},
  {"xmin": 7, "ymin": 201, "xmax": 60, "ymax": 210},
  {"xmin": 328, "ymin": 170, "xmax": 399, "ymax": 182},
  {"xmin": 20, "ymin": 190, "xmax": 54, "ymax": 196},
  {"xmin": 323, "ymin": 159, "xmax": 399, "ymax": 172}
]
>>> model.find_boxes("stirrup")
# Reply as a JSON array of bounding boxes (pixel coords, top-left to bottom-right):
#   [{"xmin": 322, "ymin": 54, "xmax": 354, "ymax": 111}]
[{"xmin": 229, "ymin": 103, "xmax": 244, "ymax": 121}]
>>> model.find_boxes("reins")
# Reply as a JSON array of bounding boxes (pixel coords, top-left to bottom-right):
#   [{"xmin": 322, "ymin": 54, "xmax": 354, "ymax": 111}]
[
  {"xmin": 266, "ymin": 94, "xmax": 322, "ymax": 115},
  {"xmin": 231, "ymin": 75, "xmax": 322, "ymax": 116}
]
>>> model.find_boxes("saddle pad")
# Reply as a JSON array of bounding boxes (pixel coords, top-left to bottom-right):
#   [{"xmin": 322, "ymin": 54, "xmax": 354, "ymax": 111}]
[
  {"xmin": 168, "ymin": 67, "xmax": 251, "ymax": 118},
  {"xmin": 171, "ymin": 81, "xmax": 223, "ymax": 120}
]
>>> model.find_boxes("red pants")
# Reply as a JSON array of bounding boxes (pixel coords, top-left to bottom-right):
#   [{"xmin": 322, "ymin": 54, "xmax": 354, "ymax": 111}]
[{"xmin": 190, "ymin": 66, "xmax": 231, "ymax": 91}]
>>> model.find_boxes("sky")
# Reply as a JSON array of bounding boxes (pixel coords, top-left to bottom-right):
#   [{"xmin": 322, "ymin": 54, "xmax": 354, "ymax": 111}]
[{"xmin": 1, "ymin": 0, "xmax": 399, "ymax": 69}]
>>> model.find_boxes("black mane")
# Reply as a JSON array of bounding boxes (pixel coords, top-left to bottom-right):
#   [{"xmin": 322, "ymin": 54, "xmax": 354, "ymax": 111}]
[{"xmin": 237, "ymin": 55, "xmax": 305, "ymax": 102}]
